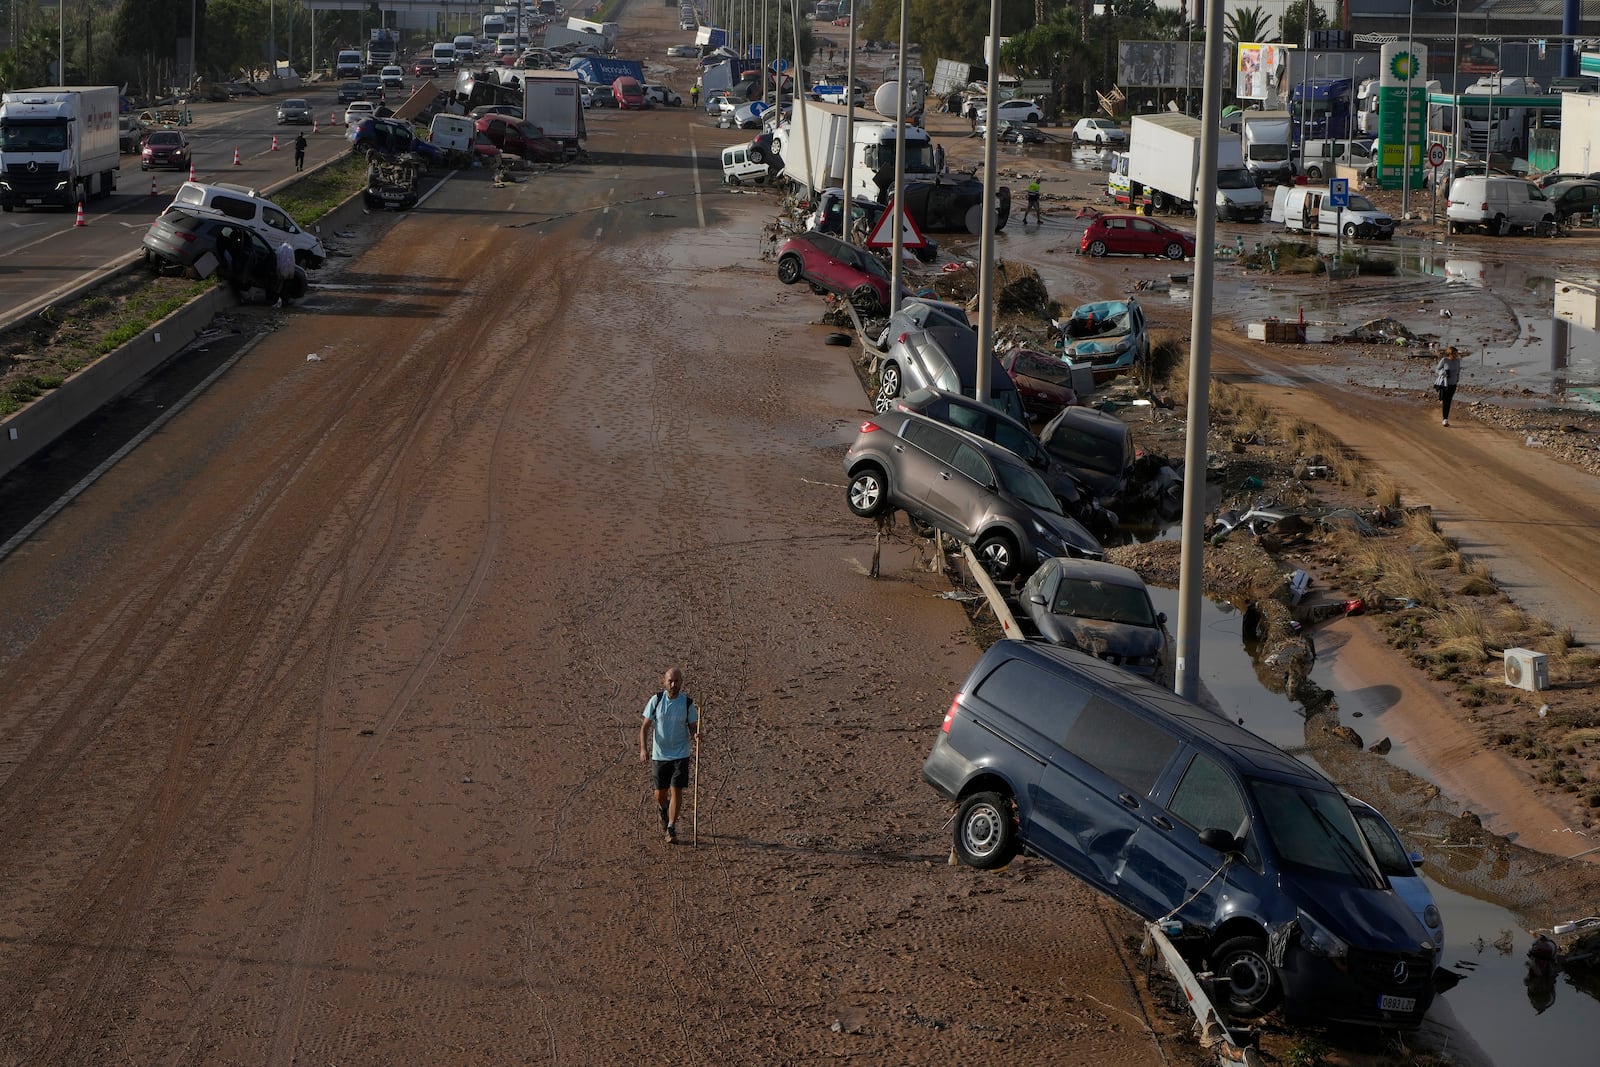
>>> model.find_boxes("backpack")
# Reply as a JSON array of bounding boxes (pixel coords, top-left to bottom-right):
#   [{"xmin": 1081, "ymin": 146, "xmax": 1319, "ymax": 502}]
[{"xmin": 649, "ymin": 689, "xmax": 693, "ymax": 719}]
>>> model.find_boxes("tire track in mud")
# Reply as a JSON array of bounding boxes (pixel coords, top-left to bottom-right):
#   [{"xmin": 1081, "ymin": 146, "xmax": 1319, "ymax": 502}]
[{"xmin": 0, "ymin": 219, "xmax": 534, "ymax": 1063}]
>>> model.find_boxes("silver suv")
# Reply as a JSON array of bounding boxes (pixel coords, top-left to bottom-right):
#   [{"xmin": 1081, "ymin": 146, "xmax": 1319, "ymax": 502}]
[
  {"xmin": 874, "ymin": 323, "xmax": 1026, "ymax": 423},
  {"xmin": 842, "ymin": 411, "xmax": 1103, "ymax": 579}
]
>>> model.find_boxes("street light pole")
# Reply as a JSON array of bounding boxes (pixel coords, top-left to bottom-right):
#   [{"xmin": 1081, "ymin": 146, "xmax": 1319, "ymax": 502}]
[
  {"xmin": 1401, "ymin": 0, "xmax": 1416, "ymax": 219},
  {"xmin": 58, "ymin": 0, "xmax": 64, "ymax": 83}
]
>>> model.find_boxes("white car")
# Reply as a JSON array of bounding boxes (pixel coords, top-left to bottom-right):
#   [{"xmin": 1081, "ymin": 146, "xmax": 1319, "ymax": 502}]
[
  {"xmin": 1071, "ymin": 117, "xmax": 1126, "ymax": 146},
  {"xmin": 344, "ymin": 101, "xmax": 376, "ymax": 124},
  {"xmin": 995, "ymin": 98, "xmax": 1042, "ymax": 123},
  {"xmin": 380, "ymin": 65, "xmax": 406, "ymax": 91},
  {"xmin": 667, "ymin": 44, "xmax": 699, "ymax": 57},
  {"xmin": 643, "ymin": 84, "xmax": 682, "ymax": 107}
]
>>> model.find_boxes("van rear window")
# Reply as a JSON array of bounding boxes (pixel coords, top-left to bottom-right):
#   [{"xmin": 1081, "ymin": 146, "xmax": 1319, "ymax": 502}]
[
  {"xmin": 211, "ymin": 195, "xmax": 253, "ymax": 220},
  {"xmin": 972, "ymin": 659, "xmax": 1089, "ymax": 741}
]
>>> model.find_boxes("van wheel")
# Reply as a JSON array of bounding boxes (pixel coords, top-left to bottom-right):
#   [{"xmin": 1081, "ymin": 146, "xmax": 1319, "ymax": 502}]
[
  {"xmin": 975, "ymin": 532, "xmax": 1019, "ymax": 580},
  {"xmin": 1307, "ymin": 165, "xmax": 1323, "ymax": 180},
  {"xmin": 1343, "ymin": 222, "xmax": 1358, "ymax": 238},
  {"xmin": 1495, "ymin": 213, "xmax": 1510, "ymax": 237},
  {"xmin": 748, "ymin": 145, "xmax": 765, "ymax": 163},
  {"xmin": 1212, "ymin": 935, "xmax": 1282, "ymax": 1018},
  {"xmin": 846, "ymin": 465, "xmax": 889, "ymax": 517},
  {"xmin": 954, "ymin": 791, "xmax": 1019, "ymax": 869},
  {"xmin": 776, "ymin": 253, "xmax": 802, "ymax": 284}
]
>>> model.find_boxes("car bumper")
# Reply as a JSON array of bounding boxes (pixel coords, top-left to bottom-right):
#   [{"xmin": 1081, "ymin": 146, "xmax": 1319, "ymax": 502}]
[
  {"xmin": 920, "ymin": 736, "xmax": 974, "ymax": 802},
  {"xmin": 1277, "ymin": 947, "xmax": 1435, "ymax": 1030}
]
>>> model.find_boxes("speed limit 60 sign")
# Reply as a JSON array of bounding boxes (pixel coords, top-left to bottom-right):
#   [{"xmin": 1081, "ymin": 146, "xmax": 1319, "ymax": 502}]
[{"xmin": 1429, "ymin": 142, "xmax": 1446, "ymax": 169}]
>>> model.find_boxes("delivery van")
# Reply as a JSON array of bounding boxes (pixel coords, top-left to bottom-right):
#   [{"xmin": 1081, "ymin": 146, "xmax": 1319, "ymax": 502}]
[
  {"xmin": 431, "ymin": 42, "xmax": 457, "ymax": 71},
  {"xmin": 1271, "ymin": 184, "xmax": 1394, "ymax": 239},
  {"xmin": 721, "ymin": 143, "xmax": 769, "ymax": 184},
  {"xmin": 453, "ymin": 34, "xmax": 479, "ymax": 60},
  {"xmin": 1445, "ymin": 175, "xmax": 1555, "ymax": 235}
]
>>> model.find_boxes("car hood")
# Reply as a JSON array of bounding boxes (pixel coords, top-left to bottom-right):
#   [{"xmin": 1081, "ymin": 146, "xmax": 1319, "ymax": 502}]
[
  {"xmin": 1038, "ymin": 614, "xmax": 1162, "ymax": 658},
  {"xmin": 1281, "ymin": 869, "xmax": 1434, "ymax": 956},
  {"xmin": 1062, "ymin": 334, "xmax": 1133, "ymax": 356},
  {"xmin": 1031, "ymin": 506, "xmax": 1102, "ymax": 558}
]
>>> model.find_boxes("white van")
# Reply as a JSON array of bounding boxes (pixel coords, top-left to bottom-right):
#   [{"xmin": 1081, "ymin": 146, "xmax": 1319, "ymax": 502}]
[
  {"xmin": 428, "ymin": 114, "xmax": 477, "ymax": 159},
  {"xmin": 431, "ymin": 42, "xmax": 457, "ymax": 71},
  {"xmin": 1445, "ymin": 175, "xmax": 1555, "ymax": 235},
  {"xmin": 168, "ymin": 182, "xmax": 327, "ymax": 267},
  {"xmin": 453, "ymin": 34, "xmax": 479, "ymax": 60},
  {"xmin": 1270, "ymin": 184, "xmax": 1394, "ymax": 240},
  {"xmin": 721, "ymin": 143, "xmax": 769, "ymax": 185}
]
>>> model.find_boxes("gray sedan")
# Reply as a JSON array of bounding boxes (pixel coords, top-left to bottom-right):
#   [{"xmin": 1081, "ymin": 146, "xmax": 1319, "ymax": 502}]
[
  {"xmin": 1019, "ymin": 557, "xmax": 1170, "ymax": 679},
  {"xmin": 276, "ymin": 98, "xmax": 312, "ymax": 125}
]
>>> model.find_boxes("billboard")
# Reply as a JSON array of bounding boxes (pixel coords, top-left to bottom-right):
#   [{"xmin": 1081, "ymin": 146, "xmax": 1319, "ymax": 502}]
[
  {"xmin": 1117, "ymin": 41, "xmax": 1205, "ymax": 89},
  {"xmin": 1236, "ymin": 42, "xmax": 1287, "ymax": 102}
]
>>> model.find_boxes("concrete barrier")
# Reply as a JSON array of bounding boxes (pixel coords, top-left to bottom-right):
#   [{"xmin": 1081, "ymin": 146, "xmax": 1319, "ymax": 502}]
[{"xmin": 0, "ymin": 286, "xmax": 231, "ymax": 480}]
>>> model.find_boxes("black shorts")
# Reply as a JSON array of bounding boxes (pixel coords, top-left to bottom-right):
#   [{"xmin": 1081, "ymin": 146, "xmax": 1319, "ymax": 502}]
[{"xmin": 653, "ymin": 757, "xmax": 691, "ymax": 790}]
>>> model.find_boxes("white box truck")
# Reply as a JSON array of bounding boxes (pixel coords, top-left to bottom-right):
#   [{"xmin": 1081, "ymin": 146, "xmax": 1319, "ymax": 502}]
[
  {"xmin": 0, "ymin": 85, "xmax": 120, "ymax": 210},
  {"xmin": 1240, "ymin": 110, "xmax": 1293, "ymax": 186},
  {"xmin": 1125, "ymin": 113, "xmax": 1263, "ymax": 222},
  {"xmin": 778, "ymin": 99, "xmax": 937, "ymax": 203},
  {"xmin": 522, "ymin": 69, "xmax": 586, "ymax": 154},
  {"xmin": 566, "ymin": 17, "xmax": 619, "ymax": 50}
]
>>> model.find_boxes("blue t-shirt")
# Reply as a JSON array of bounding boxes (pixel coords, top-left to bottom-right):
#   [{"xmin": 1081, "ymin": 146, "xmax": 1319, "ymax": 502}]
[{"xmin": 643, "ymin": 691, "xmax": 697, "ymax": 760}]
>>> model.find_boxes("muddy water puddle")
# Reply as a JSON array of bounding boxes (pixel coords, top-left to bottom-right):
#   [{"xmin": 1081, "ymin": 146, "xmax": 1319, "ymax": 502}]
[{"xmin": 1144, "ymin": 583, "xmax": 1600, "ymax": 1063}]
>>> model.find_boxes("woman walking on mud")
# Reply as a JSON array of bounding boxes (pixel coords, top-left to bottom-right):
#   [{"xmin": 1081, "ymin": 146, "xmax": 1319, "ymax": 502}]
[{"xmin": 1434, "ymin": 346, "xmax": 1462, "ymax": 426}]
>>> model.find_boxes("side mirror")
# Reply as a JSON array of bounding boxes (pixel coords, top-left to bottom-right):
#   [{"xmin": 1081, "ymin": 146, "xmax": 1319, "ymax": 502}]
[
  {"xmin": 1409, "ymin": 851, "xmax": 1425, "ymax": 869},
  {"xmin": 1157, "ymin": 612, "xmax": 1167, "ymax": 625},
  {"xmin": 1198, "ymin": 827, "xmax": 1241, "ymax": 855},
  {"xmin": 1027, "ymin": 594, "xmax": 1046, "ymax": 606}
]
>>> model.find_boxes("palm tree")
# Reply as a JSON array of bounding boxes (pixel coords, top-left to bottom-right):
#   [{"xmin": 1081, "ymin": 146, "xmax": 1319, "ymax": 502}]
[{"xmin": 1224, "ymin": 4, "xmax": 1276, "ymax": 45}]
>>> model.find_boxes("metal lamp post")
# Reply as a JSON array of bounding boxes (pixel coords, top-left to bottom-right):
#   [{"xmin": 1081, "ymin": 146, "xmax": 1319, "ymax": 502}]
[
  {"xmin": 58, "ymin": 0, "xmax": 64, "ymax": 83},
  {"xmin": 1401, "ymin": 0, "xmax": 1417, "ymax": 219}
]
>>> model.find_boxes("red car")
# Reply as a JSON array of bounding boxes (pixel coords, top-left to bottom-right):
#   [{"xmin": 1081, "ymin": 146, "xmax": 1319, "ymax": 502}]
[
  {"xmin": 411, "ymin": 58, "xmax": 437, "ymax": 77},
  {"xmin": 775, "ymin": 231, "xmax": 893, "ymax": 315},
  {"xmin": 140, "ymin": 129, "xmax": 190, "ymax": 171},
  {"xmin": 999, "ymin": 348, "xmax": 1080, "ymax": 420},
  {"xmin": 474, "ymin": 114, "xmax": 564, "ymax": 163},
  {"xmin": 1079, "ymin": 213, "xmax": 1194, "ymax": 260}
]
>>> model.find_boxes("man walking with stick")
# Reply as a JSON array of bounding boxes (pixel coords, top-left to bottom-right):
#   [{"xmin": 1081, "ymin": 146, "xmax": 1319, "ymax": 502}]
[{"xmin": 639, "ymin": 667, "xmax": 698, "ymax": 845}]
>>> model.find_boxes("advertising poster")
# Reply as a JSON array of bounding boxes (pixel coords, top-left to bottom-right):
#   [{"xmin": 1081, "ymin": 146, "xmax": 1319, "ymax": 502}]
[{"xmin": 1236, "ymin": 42, "xmax": 1286, "ymax": 102}]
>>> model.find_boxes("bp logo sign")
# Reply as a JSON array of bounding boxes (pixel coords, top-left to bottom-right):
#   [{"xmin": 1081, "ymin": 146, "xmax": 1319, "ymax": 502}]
[{"xmin": 1389, "ymin": 50, "xmax": 1419, "ymax": 82}]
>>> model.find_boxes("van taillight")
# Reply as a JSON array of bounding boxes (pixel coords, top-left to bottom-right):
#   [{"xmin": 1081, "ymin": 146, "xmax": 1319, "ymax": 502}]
[{"xmin": 941, "ymin": 695, "xmax": 961, "ymax": 732}]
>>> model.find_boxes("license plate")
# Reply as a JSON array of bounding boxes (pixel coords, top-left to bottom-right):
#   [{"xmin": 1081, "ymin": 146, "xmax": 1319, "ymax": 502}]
[
  {"xmin": 1378, "ymin": 995, "xmax": 1416, "ymax": 1013},
  {"xmin": 25, "ymin": 198, "xmax": 41, "ymax": 205}
]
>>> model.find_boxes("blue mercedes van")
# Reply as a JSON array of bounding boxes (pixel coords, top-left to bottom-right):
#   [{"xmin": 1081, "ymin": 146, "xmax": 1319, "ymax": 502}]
[{"xmin": 922, "ymin": 641, "xmax": 1438, "ymax": 1028}]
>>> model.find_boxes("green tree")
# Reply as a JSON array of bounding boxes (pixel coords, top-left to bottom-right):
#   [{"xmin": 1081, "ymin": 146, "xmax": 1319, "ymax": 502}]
[
  {"xmin": 1224, "ymin": 3, "xmax": 1275, "ymax": 45},
  {"xmin": 203, "ymin": 0, "xmax": 268, "ymax": 79},
  {"xmin": 1279, "ymin": 0, "xmax": 1328, "ymax": 50},
  {"xmin": 1000, "ymin": 13, "xmax": 1089, "ymax": 117}
]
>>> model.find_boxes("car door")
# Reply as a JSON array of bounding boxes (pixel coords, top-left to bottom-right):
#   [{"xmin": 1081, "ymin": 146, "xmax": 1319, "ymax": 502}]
[
  {"xmin": 1119, "ymin": 745, "xmax": 1254, "ymax": 923},
  {"xmin": 1128, "ymin": 218, "xmax": 1163, "ymax": 256},
  {"xmin": 895, "ymin": 419, "xmax": 967, "ymax": 531},
  {"xmin": 1027, "ymin": 694, "xmax": 1182, "ymax": 906}
]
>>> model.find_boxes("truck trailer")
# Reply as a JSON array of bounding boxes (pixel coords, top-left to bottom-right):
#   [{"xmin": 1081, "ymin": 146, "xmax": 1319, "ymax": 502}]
[
  {"xmin": 1122, "ymin": 113, "xmax": 1263, "ymax": 222},
  {"xmin": 0, "ymin": 85, "xmax": 119, "ymax": 210},
  {"xmin": 522, "ymin": 69, "xmax": 586, "ymax": 153}
]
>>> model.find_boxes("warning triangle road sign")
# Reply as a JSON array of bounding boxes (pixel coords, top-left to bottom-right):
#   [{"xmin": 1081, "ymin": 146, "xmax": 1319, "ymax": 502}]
[{"xmin": 865, "ymin": 196, "xmax": 928, "ymax": 250}]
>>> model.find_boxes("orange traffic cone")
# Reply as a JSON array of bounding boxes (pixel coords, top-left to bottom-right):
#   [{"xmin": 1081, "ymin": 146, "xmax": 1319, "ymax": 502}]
[
  {"xmin": 232, "ymin": 147, "xmax": 242, "ymax": 166},
  {"xmin": 312, "ymin": 118, "xmax": 319, "ymax": 134},
  {"xmin": 271, "ymin": 134, "xmax": 279, "ymax": 151},
  {"xmin": 189, "ymin": 162, "xmax": 196, "ymax": 182},
  {"xmin": 74, "ymin": 200, "xmax": 85, "ymax": 226},
  {"xmin": 331, "ymin": 110, "xmax": 338, "ymax": 124}
]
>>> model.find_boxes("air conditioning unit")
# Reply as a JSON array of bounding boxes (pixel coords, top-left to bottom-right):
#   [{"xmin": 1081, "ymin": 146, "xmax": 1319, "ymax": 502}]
[{"xmin": 1504, "ymin": 647, "xmax": 1549, "ymax": 692}]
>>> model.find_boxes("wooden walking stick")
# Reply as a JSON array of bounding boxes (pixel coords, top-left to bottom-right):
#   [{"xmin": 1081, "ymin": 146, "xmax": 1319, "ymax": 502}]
[{"xmin": 693, "ymin": 703, "xmax": 703, "ymax": 846}]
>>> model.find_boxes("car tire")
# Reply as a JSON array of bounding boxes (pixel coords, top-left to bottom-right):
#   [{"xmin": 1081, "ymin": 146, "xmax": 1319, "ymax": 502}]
[
  {"xmin": 1088, "ymin": 239, "xmax": 1108, "ymax": 257},
  {"xmin": 1211, "ymin": 935, "xmax": 1282, "ymax": 1018},
  {"xmin": 1307, "ymin": 165, "xmax": 1323, "ymax": 180},
  {"xmin": 850, "ymin": 284, "xmax": 882, "ymax": 316},
  {"xmin": 1095, "ymin": 135, "xmax": 1104, "ymax": 147},
  {"xmin": 776, "ymin": 253, "xmax": 803, "ymax": 284},
  {"xmin": 846, "ymin": 465, "xmax": 889, "ymax": 517},
  {"xmin": 872, "ymin": 388, "xmax": 896, "ymax": 414},
  {"xmin": 1164, "ymin": 242, "xmax": 1185, "ymax": 260},
  {"xmin": 975, "ymin": 531, "xmax": 1019, "ymax": 580},
  {"xmin": 1343, "ymin": 222, "xmax": 1358, "ymax": 238},
  {"xmin": 878, "ymin": 361, "xmax": 901, "ymax": 400},
  {"xmin": 953, "ymin": 791, "xmax": 1019, "ymax": 869},
  {"xmin": 748, "ymin": 145, "xmax": 765, "ymax": 163}
]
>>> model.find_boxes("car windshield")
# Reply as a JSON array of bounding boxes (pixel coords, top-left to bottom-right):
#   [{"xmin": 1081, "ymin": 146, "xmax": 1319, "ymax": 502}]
[
  {"xmin": 1052, "ymin": 578, "xmax": 1155, "ymax": 625},
  {"xmin": 994, "ymin": 456, "xmax": 1061, "ymax": 513},
  {"xmin": 149, "ymin": 132, "xmax": 181, "ymax": 145},
  {"xmin": 1045, "ymin": 422, "xmax": 1126, "ymax": 476},
  {"xmin": 1012, "ymin": 353, "xmax": 1074, "ymax": 386},
  {"xmin": 1253, "ymin": 144, "xmax": 1291, "ymax": 162},
  {"xmin": 1217, "ymin": 168, "xmax": 1256, "ymax": 190},
  {"xmin": 1251, "ymin": 780, "xmax": 1383, "ymax": 887},
  {"xmin": 1, "ymin": 123, "xmax": 68, "ymax": 151},
  {"xmin": 284, "ymin": 99, "xmax": 307, "ymax": 108}
]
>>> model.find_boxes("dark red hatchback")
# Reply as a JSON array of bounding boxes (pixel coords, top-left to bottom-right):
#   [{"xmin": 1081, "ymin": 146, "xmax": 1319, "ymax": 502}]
[{"xmin": 1079, "ymin": 213, "xmax": 1194, "ymax": 260}]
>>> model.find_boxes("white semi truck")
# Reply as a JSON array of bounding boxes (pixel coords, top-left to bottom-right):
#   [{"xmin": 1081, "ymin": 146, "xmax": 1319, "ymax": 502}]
[
  {"xmin": 0, "ymin": 85, "xmax": 120, "ymax": 211},
  {"xmin": 1124, "ymin": 113, "xmax": 1263, "ymax": 222}
]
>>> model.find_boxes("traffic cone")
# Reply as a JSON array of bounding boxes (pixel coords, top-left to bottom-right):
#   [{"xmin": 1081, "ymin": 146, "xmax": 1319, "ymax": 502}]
[
  {"xmin": 271, "ymin": 134, "xmax": 279, "ymax": 151},
  {"xmin": 332, "ymin": 110, "xmax": 338, "ymax": 124},
  {"xmin": 189, "ymin": 162, "xmax": 196, "ymax": 182},
  {"xmin": 312, "ymin": 118, "xmax": 319, "ymax": 134},
  {"xmin": 232, "ymin": 147, "xmax": 242, "ymax": 166},
  {"xmin": 151, "ymin": 177, "xmax": 158, "ymax": 196},
  {"xmin": 74, "ymin": 200, "xmax": 85, "ymax": 226}
]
